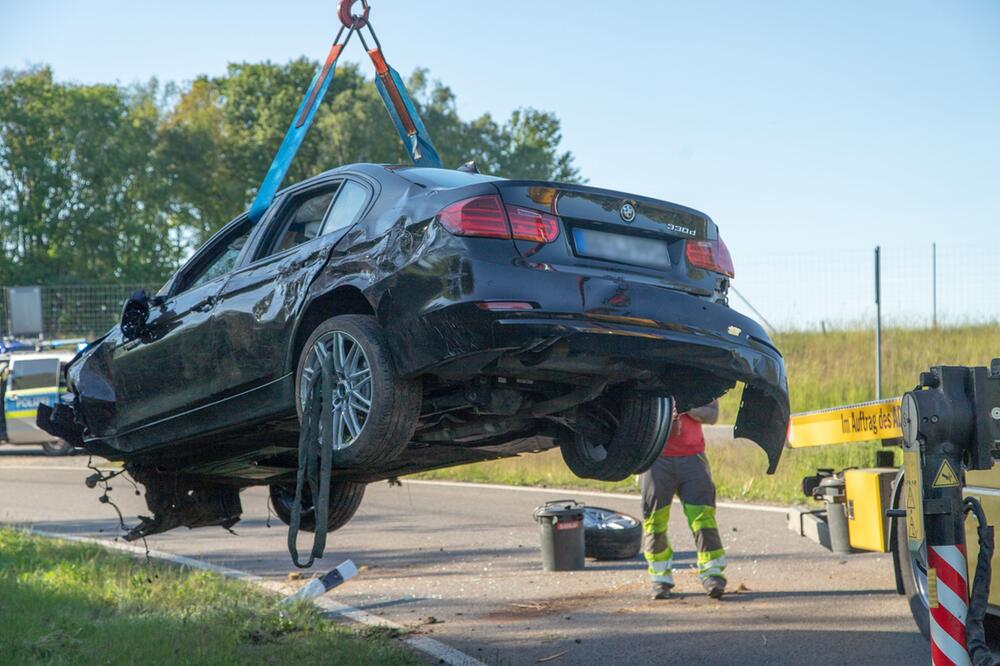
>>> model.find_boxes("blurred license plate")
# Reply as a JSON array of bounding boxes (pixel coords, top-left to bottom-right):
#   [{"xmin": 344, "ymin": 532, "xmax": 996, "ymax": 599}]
[{"xmin": 571, "ymin": 228, "xmax": 671, "ymax": 270}]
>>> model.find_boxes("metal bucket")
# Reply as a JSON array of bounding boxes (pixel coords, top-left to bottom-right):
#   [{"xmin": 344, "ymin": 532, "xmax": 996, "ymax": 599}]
[{"xmin": 533, "ymin": 499, "xmax": 585, "ymax": 571}]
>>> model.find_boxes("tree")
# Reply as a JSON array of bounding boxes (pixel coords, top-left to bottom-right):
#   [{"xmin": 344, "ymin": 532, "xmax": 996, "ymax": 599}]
[
  {"xmin": 0, "ymin": 66, "xmax": 182, "ymax": 285},
  {"xmin": 0, "ymin": 61, "xmax": 581, "ymax": 286}
]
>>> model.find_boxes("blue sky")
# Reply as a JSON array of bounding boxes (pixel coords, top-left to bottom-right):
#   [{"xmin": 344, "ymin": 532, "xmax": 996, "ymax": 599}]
[{"xmin": 3, "ymin": 1, "xmax": 998, "ymax": 325}]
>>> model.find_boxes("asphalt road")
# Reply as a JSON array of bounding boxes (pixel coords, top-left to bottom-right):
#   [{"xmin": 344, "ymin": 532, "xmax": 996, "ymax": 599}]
[{"xmin": 0, "ymin": 446, "xmax": 927, "ymax": 665}]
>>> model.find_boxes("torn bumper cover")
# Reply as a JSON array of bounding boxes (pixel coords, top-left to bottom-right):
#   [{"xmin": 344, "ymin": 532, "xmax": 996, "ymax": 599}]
[{"xmin": 390, "ymin": 298, "xmax": 790, "ymax": 473}]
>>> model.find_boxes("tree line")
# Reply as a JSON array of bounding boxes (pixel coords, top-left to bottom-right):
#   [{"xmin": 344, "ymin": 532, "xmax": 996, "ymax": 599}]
[{"xmin": 0, "ymin": 63, "xmax": 580, "ymax": 287}]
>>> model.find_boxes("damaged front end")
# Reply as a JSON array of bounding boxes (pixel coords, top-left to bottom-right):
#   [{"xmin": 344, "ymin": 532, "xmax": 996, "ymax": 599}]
[
  {"xmin": 121, "ymin": 466, "xmax": 243, "ymax": 541},
  {"xmin": 39, "ymin": 397, "xmax": 246, "ymax": 541}
]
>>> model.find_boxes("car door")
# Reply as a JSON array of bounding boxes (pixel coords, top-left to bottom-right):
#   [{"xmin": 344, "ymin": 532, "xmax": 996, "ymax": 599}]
[
  {"xmin": 110, "ymin": 217, "xmax": 255, "ymax": 439},
  {"xmin": 211, "ymin": 178, "xmax": 373, "ymax": 412}
]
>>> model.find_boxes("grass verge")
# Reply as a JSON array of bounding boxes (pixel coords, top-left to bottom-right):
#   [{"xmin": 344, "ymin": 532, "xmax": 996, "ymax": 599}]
[
  {"xmin": 411, "ymin": 440, "xmax": 892, "ymax": 505},
  {"xmin": 0, "ymin": 528, "xmax": 419, "ymax": 665}
]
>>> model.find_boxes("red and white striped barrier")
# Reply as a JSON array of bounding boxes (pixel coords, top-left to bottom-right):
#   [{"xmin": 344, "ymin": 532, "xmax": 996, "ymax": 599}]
[{"xmin": 928, "ymin": 544, "xmax": 971, "ymax": 666}]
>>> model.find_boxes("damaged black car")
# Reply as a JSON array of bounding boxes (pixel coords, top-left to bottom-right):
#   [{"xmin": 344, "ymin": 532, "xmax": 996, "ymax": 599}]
[{"xmin": 39, "ymin": 164, "xmax": 789, "ymax": 540}]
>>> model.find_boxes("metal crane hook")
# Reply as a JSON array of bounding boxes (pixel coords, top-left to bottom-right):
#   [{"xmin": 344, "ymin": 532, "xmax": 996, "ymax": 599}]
[{"xmin": 338, "ymin": 0, "xmax": 370, "ymax": 29}]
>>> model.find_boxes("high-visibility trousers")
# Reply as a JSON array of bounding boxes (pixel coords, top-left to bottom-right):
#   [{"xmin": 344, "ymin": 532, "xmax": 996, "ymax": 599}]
[{"xmin": 639, "ymin": 453, "xmax": 726, "ymax": 585}]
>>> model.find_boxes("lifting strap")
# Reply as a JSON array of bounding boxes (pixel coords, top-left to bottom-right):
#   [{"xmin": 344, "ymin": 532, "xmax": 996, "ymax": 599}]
[
  {"xmin": 288, "ymin": 348, "xmax": 335, "ymax": 568},
  {"xmin": 249, "ymin": 0, "xmax": 441, "ymax": 225},
  {"xmin": 276, "ymin": 0, "xmax": 442, "ymax": 567}
]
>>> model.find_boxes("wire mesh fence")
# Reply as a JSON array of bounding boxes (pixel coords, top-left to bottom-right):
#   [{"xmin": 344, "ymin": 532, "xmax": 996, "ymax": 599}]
[
  {"xmin": 729, "ymin": 242, "xmax": 999, "ymax": 331},
  {"xmin": 1, "ymin": 284, "xmax": 160, "ymax": 340},
  {"xmin": 0, "ymin": 242, "xmax": 994, "ymax": 340}
]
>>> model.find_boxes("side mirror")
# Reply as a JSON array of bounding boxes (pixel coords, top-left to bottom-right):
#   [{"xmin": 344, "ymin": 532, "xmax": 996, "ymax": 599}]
[{"xmin": 120, "ymin": 289, "xmax": 151, "ymax": 341}]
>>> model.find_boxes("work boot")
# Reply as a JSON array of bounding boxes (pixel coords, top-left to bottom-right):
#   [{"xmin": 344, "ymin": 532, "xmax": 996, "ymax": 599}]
[
  {"xmin": 651, "ymin": 582, "xmax": 674, "ymax": 600},
  {"xmin": 703, "ymin": 576, "xmax": 726, "ymax": 599}
]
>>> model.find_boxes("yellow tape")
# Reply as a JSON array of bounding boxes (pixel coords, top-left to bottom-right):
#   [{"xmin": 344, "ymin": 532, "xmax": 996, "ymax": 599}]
[{"xmin": 788, "ymin": 398, "xmax": 903, "ymax": 448}]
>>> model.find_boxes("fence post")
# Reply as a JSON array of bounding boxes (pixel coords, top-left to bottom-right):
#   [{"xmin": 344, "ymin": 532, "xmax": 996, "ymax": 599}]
[
  {"xmin": 932, "ymin": 242, "xmax": 937, "ymax": 329},
  {"xmin": 874, "ymin": 246, "xmax": 882, "ymax": 400}
]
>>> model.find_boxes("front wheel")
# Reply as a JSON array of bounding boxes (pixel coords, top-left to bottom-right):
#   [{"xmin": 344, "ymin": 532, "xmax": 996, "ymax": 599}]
[
  {"xmin": 41, "ymin": 440, "xmax": 75, "ymax": 456},
  {"xmin": 559, "ymin": 388, "xmax": 673, "ymax": 482},
  {"xmin": 295, "ymin": 315, "xmax": 421, "ymax": 468},
  {"xmin": 269, "ymin": 481, "xmax": 365, "ymax": 534}
]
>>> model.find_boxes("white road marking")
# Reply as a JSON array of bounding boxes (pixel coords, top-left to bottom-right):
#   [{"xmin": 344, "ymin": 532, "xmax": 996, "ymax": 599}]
[
  {"xmin": 23, "ymin": 527, "xmax": 486, "ymax": 666},
  {"xmin": 406, "ymin": 479, "xmax": 790, "ymax": 514}
]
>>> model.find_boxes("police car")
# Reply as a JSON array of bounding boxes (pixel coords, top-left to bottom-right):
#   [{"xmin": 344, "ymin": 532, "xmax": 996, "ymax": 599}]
[{"xmin": 1, "ymin": 348, "xmax": 79, "ymax": 455}]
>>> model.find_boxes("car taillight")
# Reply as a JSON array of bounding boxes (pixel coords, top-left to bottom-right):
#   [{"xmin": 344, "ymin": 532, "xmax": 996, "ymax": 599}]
[
  {"xmin": 505, "ymin": 205, "xmax": 560, "ymax": 243},
  {"xmin": 436, "ymin": 195, "xmax": 510, "ymax": 239},
  {"xmin": 685, "ymin": 236, "xmax": 735, "ymax": 278},
  {"xmin": 435, "ymin": 195, "xmax": 560, "ymax": 243}
]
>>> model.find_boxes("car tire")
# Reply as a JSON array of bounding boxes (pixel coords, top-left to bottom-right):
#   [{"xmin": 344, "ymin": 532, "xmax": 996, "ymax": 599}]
[
  {"xmin": 295, "ymin": 315, "xmax": 421, "ymax": 468},
  {"xmin": 41, "ymin": 440, "xmax": 74, "ymax": 456},
  {"xmin": 583, "ymin": 506, "xmax": 643, "ymax": 560},
  {"xmin": 269, "ymin": 481, "xmax": 365, "ymax": 534},
  {"xmin": 560, "ymin": 388, "xmax": 672, "ymax": 482},
  {"xmin": 893, "ymin": 480, "xmax": 930, "ymax": 640}
]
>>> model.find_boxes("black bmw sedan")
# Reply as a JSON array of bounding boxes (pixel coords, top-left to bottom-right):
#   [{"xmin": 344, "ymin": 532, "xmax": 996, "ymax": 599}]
[{"xmin": 40, "ymin": 164, "xmax": 788, "ymax": 538}]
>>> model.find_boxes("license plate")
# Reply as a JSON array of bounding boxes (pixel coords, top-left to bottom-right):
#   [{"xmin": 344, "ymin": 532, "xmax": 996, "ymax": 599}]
[{"xmin": 571, "ymin": 227, "xmax": 671, "ymax": 270}]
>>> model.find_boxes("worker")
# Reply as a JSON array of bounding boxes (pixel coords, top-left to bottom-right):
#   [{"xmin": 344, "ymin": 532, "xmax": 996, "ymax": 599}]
[{"xmin": 640, "ymin": 398, "xmax": 726, "ymax": 599}]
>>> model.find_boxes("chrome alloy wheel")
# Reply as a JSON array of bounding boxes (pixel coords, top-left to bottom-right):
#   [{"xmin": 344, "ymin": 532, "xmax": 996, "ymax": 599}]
[
  {"xmin": 300, "ymin": 330, "xmax": 373, "ymax": 451},
  {"xmin": 909, "ymin": 539, "xmax": 930, "ymax": 614}
]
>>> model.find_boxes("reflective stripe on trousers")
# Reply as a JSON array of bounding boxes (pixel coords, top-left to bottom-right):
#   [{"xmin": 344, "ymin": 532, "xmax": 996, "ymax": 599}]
[{"xmin": 640, "ymin": 454, "xmax": 727, "ymax": 583}]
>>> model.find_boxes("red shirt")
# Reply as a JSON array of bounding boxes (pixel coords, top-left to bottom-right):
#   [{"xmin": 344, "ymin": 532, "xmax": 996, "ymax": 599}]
[{"xmin": 661, "ymin": 413, "xmax": 705, "ymax": 457}]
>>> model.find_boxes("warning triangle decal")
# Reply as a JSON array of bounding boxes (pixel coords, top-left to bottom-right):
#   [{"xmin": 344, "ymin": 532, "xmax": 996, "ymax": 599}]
[{"xmin": 932, "ymin": 459, "xmax": 960, "ymax": 488}]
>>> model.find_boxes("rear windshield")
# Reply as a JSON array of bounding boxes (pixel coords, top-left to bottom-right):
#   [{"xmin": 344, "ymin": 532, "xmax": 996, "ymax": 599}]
[
  {"xmin": 393, "ymin": 167, "xmax": 503, "ymax": 189},
  {"xmin": 10, "ymin": 358, "xmax": 60, "ymax": 391}
]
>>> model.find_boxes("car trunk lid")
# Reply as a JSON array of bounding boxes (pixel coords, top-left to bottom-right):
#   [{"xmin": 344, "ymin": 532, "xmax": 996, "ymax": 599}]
[{"xmin": 491, "ymin": 181, "xmax": 721, "ymax": 293}]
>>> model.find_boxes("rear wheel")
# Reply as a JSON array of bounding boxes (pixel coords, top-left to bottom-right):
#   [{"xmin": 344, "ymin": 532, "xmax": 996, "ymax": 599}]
[
  {"xmin": 295, "ymin": 315, "xmax": 421, "ymax": 468},
  {"xmin": 269, "ymin": 481, "xmax": 365, "ymax": 533},
  {"xmin": 560, "ymin": 388, "xmax": 673, "ymax": 482}
]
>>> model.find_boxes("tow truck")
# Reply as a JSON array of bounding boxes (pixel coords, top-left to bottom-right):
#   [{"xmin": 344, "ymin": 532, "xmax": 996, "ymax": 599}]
[{"xmin": 787, "ymin": 370, "xmax": 1000, "ymax": 665}]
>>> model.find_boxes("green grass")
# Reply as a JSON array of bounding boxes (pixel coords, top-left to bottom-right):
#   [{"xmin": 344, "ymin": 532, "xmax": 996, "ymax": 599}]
[
  {"xmin": 412, "ymin": 441, "xmax": 893, "ymax": 505},
  {"xmin": 414, "ymin": 324, "xmax": 997, "ymax": 504},
  {"xmin": 0, "ymin": 528, "xmax": 419, "ymax": 665}
]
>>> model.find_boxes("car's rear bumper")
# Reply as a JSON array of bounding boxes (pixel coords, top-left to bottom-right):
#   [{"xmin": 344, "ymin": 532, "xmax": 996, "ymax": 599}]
[{"xmin": 385, "ymin": 277, "xmax": 789, "ymax": 473}]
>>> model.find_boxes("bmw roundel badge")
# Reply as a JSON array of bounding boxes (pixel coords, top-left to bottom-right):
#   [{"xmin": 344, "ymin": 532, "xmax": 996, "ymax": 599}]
[{"xmin": 620, "ymin": 202, "xmax": 636, "ymax": 223}]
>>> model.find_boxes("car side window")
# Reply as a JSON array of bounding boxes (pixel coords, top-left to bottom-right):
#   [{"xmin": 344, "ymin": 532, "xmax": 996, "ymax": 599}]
[
  {"xmin": 10, "ymin": 358, "xmax": 60, "ymax": 391},
  {"xmin": 322, "ymin": 180, "xmax": 369, "ymax": 235},
  {"xmin": 182, "ymin": 220, "xmax": 253, "ymax": 292},
  {"xmin": 269, "ymin": 188, "xmax": 339, "ymax": 256}
]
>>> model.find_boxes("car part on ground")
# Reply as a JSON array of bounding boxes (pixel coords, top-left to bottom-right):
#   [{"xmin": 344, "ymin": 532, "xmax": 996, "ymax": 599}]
[
  {"xmin": 582, "ymin": 506, "xmax": 642, "ymax": 560},
  {"xmin": 269, "ymin": 481, "xmax": 365, "ymax": 534}
]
